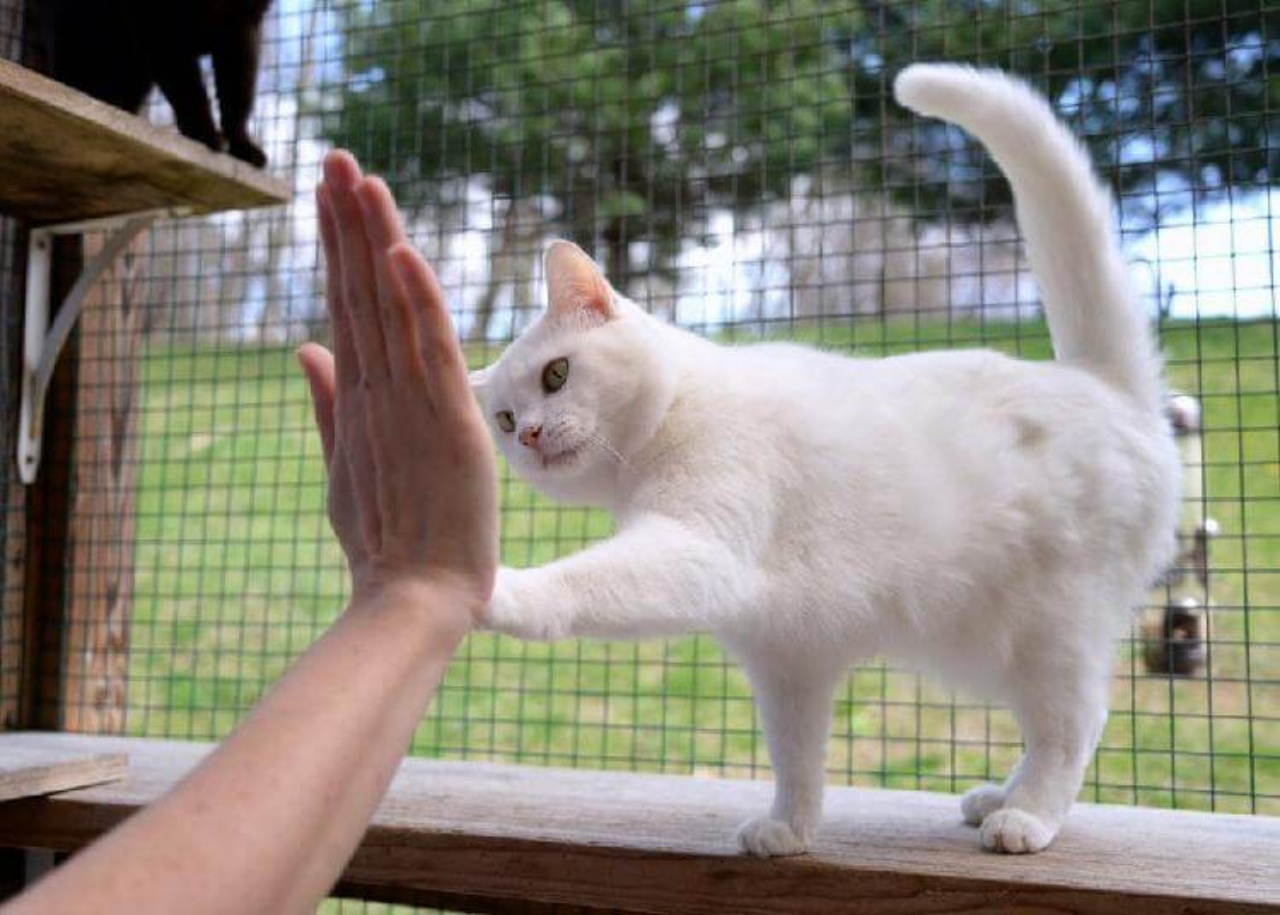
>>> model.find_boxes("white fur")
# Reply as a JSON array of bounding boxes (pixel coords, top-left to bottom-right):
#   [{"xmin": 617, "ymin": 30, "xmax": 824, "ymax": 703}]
[{"xmin": 471, "ymin": 66, "xmax": 1181, "ymax": 857}]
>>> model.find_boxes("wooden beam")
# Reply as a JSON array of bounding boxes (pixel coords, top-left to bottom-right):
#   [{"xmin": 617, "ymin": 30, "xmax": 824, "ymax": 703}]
[
  {"xmin": 0, "ymin": 733, "xmax": 1275, "ymax": 914},
  {"xmin": 57, "ymin": 232, "xmax": 144, "ymax": 734},
  {"xmin": 0, "ymin": 58, "xmax": 288, "ymax": 224}
]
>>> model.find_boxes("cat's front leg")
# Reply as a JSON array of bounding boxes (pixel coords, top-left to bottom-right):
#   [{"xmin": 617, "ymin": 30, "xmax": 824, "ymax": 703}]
[
  {"xmin": 484, "ymin": 513, "xmax": 753, "ymax": 642},
  {"xmin": 487, "ymin": 566, "xmax": 558, "ymax": 639},
  {"xmin": 737, "ymin": 661, "xmax": 843, "ymax": 858}
]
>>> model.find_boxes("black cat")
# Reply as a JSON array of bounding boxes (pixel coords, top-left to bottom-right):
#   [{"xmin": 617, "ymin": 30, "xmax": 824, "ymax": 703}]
[{"xmin": 38, "ymin": 0, "xmax": 273, "ymax": 167}]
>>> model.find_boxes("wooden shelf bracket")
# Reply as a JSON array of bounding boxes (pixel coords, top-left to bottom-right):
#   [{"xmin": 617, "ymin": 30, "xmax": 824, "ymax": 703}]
[{"xmin": 17, "ymin": 209, "xmax": 186, "ymax": 483}]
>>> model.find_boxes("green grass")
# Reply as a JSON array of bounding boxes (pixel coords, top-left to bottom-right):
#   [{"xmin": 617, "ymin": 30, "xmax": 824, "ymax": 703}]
[{"xmin": 126, "ymin": 317, "xmax": 1279, "ymax": 816}]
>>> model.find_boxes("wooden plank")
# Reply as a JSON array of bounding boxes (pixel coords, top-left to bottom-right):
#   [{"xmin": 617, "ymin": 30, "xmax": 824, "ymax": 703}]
[
  {"xmin": 0, "ymin": 742, "xmax": 125, "ymax": 802},
  {"xmin": 0, "ymin": 57, "xmax": 288, "ymax": 224},
  {"xmin": 58, "ymin": 232, "xmax": 143, "ymax": 734},
  {"xmin": 0, "ymin": 733, "xmax": 1274, "ymax": 914}
]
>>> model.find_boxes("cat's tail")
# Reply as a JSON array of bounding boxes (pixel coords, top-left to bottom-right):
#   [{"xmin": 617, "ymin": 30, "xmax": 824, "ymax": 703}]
[{"xmin": 893, "ymin": 64, "xmax": 1163, "ymax": 415}]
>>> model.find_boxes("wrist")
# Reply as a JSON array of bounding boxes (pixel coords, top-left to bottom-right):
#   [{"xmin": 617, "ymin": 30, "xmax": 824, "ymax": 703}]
[{"xmin": 347, "ymin": 574, "xmax": 475, "ymax": 647}]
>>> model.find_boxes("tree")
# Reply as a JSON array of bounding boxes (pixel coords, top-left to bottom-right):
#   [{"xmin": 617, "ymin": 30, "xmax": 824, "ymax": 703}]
[
  {"xmin": 322, "ymin": 0, "xmax": 860, "ymax": 335},
  {"xmin": 855, "ymin": 0, "xmax": 1277, "ymax": 222},
  {"xmin": 321, "ymin": 1, "xmax": 1275, "ymax": 334}
]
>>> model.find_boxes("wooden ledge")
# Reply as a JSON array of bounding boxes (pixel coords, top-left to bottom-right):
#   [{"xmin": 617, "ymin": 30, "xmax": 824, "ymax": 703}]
[
  {"xmin": 0, "ymin": 733, "xmax": 1275, "ymax": 913},
  {"xmin": 0, "ymin": 58, "xmax": 288, "ymax": 224}
]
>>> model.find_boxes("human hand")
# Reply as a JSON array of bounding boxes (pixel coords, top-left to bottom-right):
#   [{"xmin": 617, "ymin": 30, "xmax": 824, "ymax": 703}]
[{"xmin": 298, "ymin": 150, "xmax": 498, "ymax": 622}]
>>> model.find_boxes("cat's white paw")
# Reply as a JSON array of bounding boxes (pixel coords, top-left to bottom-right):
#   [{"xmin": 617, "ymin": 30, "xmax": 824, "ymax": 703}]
[
  {"xmin": 960, "ymin": 783, "xmax": 1006, "ymax": 826},
  {"xmin": 979, "ymin": 808, "xmax": 1056, "ymax": 854},
  {"xmin": 736, "ymin": 815, "xmax": 811, "ymax": 858},
  {"xmin": 479, "ymin": 570, "xmax": 519, "ymax": 632},
  {"xmin": 481, "ymin": 570, "xmax": 567, "ymax": 641}
]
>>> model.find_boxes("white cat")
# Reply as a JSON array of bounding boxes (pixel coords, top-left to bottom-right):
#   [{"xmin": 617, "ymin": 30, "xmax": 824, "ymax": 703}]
[{"xmin": 470, "ymin": 64, "xmax": 1181, "ymax": 856}]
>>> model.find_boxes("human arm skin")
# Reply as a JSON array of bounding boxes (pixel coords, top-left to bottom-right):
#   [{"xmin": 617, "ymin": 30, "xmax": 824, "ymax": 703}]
[{"xmin": 2, "ymin": 150, "xmax": 498, "ymax": 915}]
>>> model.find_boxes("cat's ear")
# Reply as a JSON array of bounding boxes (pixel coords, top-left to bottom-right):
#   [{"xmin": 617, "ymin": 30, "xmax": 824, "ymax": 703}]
[{"xmin": 544, "ymin": 240, "xmax": 615, "ymax": 324}]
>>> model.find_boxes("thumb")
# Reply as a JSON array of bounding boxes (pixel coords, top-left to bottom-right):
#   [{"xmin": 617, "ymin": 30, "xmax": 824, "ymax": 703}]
[{"xmin": 297, "ymin": 343, "xmax": 337, "ymax": 466}]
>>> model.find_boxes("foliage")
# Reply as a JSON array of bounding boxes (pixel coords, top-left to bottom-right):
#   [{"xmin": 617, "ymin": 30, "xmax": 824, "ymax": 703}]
[
  {"xmin": 869, "ymin": 0, "xmax": 1278, "ymax": 222},
  {"xmin": 320, "ymin": 1, "xmax": 1276, "ymax": 291}
]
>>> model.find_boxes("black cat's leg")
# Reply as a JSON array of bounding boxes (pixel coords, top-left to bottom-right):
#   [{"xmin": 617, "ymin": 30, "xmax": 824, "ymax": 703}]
[
  {"xmin": 153, "ymin": 55, "xmax": 223, "ymax": 153},
  {"xmin": 213, "ymin": 24, "xmax": 267, "ymax": 167}
]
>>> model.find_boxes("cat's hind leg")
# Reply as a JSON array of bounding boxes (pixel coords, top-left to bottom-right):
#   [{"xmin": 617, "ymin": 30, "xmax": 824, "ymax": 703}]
[
  {"xmin": 153, "ymin": 55, "xmax": 222, "ymax": 152},
  {"xmin": 214, "ymin": 22, "xmax": 267, "ymax": 167},
  {"xmin": 737, "ymin": 660, "xmax": 843, "ymax": 858},
  {"xmin": 977, "ymin": 663, "xmax": 1110, "ymax": 854}
]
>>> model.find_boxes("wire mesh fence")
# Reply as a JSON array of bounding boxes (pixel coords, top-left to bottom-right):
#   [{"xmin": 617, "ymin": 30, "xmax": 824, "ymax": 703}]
[{"xmin": 1, "ymin": 0, "xmax": 1277, "ymax": 910}]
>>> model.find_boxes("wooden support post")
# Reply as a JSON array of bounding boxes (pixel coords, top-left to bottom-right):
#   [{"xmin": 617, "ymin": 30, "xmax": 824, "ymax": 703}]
[{"xmin": 60, "ymin": 232, "xmax": 143, "ymax": 733}]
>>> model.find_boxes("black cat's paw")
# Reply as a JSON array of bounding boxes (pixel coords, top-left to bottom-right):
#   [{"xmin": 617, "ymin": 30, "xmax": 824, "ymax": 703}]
[
  {"xmin": 184, "ymin": 127, "xmax": 226, "ymax": 155},
  {"xmin": 227, "ymin": 137, "xmax": 268, "ymax": 168}
]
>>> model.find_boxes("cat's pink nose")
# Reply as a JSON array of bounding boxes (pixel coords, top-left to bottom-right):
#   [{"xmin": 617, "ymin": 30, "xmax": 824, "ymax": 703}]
[{"xmin": 518, "ymin": 424, "xmax": 542, "ymax": 449}]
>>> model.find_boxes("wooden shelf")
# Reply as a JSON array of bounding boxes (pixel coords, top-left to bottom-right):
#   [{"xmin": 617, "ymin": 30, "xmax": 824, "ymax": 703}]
[
  {"xmin": 0, "ymin": 58, "xmax": 288, "ymax": 225},
  {"xmin": 0, "ymin": 733, "xmax": 1275, "ymax": 913}
]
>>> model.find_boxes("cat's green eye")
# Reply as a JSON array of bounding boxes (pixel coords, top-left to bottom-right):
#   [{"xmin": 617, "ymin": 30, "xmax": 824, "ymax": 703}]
[
  {"xmin": 542, "ymin": 357, "xmax": 570, "ymax": 393},
  {"xmin": 496, "ymin": 410, "xmax": 516, "ymax": 433}
]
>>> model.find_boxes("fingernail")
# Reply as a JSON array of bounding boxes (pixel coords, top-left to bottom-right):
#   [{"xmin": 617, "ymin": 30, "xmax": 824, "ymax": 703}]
[
  {"xmin": 390, "ymin": 246, "xmax": 414, "ymax": 281},
  {"xmin": 324, "ymin": 152, "xmax": 356, "ymax": 192}
]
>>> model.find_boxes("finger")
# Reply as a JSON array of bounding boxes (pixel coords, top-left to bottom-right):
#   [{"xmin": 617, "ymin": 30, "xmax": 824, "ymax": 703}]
[
  {"xmin": 329, "ymin": 451, "xmax": 375, "ymax": 568},
  {"xmin": 389, "ymin": 243, "xmax": 472, "ymax": 409},
  {"xmin": 316, "ymin": 185, "xmax": 359, "ymax": 394},
  {"xmin": 296, "ymin": 343, "xmax": 337, "ymax": 466},
  {"xmin": 329, "ymin": 374, "xmax": 383, "ymax": 557},
  {"xmin": 324, "ymin": 150, "xmax": 389, "ymax": 385},
  {"xmin": 355, "ymin": 177, "xmax": 424, "ymax": 383}
]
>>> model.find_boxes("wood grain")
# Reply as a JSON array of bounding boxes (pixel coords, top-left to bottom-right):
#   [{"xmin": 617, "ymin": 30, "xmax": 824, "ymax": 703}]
[
  {"xmin": 59, "ymin": 233, "xmax": 144, "ymax": 734},
  {"xmin": 0, "ymin": 740, "xmax": 125, "ymax": 802},
  {"xmin": 0, "ymin": 58, "xmax": 288, "ymax": 224},
  {"xmin": 0, "ymin": 733, "xmax": 1274, "ymax": 913}
]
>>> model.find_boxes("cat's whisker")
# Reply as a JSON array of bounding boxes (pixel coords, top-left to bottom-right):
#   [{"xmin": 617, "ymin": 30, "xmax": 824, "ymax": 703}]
[{"xmin": 585, "ymin": 432, "xmax": 632, "ymax": 471}]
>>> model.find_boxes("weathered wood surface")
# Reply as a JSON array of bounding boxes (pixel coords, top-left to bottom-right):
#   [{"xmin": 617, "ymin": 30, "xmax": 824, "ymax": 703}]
[
  {"xmin": 0, "ymin": 57, "xmax": 288, "ymax": 224},
  {"xmin": 0, "ymin": 733, "xmax": 1275, "ymax": 914},
  {"xmin": 58, "ymin": 233, "xmax": 144, "ymax": 734},
  {"xmin": 0, "ymin": 740, "xmax": 125, "ymax": 802}
]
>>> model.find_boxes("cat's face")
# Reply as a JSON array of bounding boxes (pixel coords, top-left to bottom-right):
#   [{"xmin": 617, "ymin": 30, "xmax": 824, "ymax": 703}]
[{"xmin": 471, "ymin": 242, "xmax": 671, "ymax": 506}]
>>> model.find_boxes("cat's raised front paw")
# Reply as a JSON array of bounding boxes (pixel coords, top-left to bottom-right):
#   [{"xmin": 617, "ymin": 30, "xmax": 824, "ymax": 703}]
[
  {"xmin": 736, "ymin": 815, "xmax": 811, "ymax": 858},
  {"xmin": 979, "ymin": 808, "xmax": 1055, "ymax": 854},
  {"xmin": 960, "ymin": 783, "xmax": 1006, "ymax": 826},
  {"xmin": 481, "ymin": 569, "xmax": 564, "ymax": 641}
]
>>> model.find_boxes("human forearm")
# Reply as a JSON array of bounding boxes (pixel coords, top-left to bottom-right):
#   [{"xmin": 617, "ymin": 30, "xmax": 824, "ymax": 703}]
[{"xmin": 6, "ymin": 580, "xmax": 467, "ymax": 915}]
